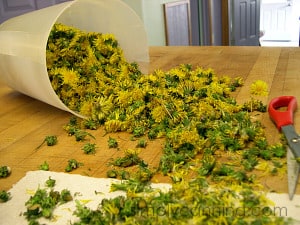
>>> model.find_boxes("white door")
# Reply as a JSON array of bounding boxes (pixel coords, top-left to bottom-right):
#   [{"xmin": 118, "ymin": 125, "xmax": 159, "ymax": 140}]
[
  {"xmin": 260, "ymin": 0, "xmax": 300, "ymax": 46},
  {"xmin": 260, "ymin": 0, "xmax": 293, "ymax": 40}
]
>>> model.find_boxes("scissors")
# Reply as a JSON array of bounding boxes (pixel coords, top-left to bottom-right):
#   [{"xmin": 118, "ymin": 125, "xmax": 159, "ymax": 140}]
[{"xmin": 268, "ymin": 96, "xmax": 300, "ymax": 200}]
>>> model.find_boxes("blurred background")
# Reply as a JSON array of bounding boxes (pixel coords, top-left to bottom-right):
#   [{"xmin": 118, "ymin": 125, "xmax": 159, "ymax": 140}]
[{"xmin": 0, "ymin": 0, "xmax": 299, "ymax": 46}]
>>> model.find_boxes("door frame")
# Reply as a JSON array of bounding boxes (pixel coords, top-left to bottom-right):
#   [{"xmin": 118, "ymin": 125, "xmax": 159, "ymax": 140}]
[
  {"xmin": 197, "ymin": 0, "xmax": 229, "ymax": 46},
  {"xmin": 221, "ymin": 0, "xmax": 230, "ymax": 45}
]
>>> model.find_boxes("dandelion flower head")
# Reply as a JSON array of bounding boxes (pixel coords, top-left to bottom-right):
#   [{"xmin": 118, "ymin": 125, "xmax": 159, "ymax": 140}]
[{"xmin": 250, "ymin": 80, "xmax": 268, "ymax": 96}]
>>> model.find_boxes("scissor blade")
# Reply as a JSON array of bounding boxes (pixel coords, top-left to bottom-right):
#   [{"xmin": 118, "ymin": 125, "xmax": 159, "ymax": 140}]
[{"xmin": 287, "ymin": 146, "xmax": 300, "ymax": 200}]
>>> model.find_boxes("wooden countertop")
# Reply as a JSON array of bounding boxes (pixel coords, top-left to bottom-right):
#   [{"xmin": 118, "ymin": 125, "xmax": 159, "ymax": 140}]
[{"xmin": 1, "ymin": 46, "xmax": 300, "ymax": 193}]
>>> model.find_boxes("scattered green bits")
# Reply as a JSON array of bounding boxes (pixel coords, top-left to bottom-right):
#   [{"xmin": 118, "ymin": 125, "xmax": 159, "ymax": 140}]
[
  {"xmin": 60, "ymin": 189, "xmax": 73, "ymax": 203},
  {"xmin": 39, "ymin": 161, "xmax": 49, "ymax": 171},
  {"xmin": 106, "ymin": 169, "xmax": 118, "ymax": 178},
  {"xmin": 82, "ymin": 143, "xmax": 97, "ymax": 154},
  {"xmin": 106, "ymin": 170, "xmax": 131, "ymax": 180},
  {"xmin": 0, "ymin": 166, "xmax": 11, "ymax": 178},
  {"xmin": 24, "ymin": 186, "xmax": 73, "ymax": 222},
  {"xmin": 198, "ymin": 154, "xmax": 216, "ymax": 176},
  {"xmin": 35, "ymin": 135, "xmax": 58, "ymax": 150},
  {"xmin": 136, "ymin": 138, "xmax": 147, "ymax": 148},
  {"xmin": 83, "ymin": 118, "xmax": 99, "ymax": 130},
  {"xmin": 45, "ymin": 136, "xmax": 58, "ymax": 146},
  {"xmin": 111, "ymin": 149, "xmax": 146, "ymax": 168},
  {"xmin": 74, "ymin": 130, "xmax": 95, "ymax": 142},
  {"xmin": 45, "ymin": 177, "xmax": 56, "ymax": 188},
  {"xmin": 108, "ymin": 137, "xmax": 118, "ymax": 148},
  {"xmin": 0, "ymin": 190, "xmax": 11, "ymax": 202},
  {"xmin": 119, "ymin": 170, "xmax": 130, "ymax": 180},
  {"xmin": 65, "ymin": 159, "xmax": 83, "ymax": 172}
]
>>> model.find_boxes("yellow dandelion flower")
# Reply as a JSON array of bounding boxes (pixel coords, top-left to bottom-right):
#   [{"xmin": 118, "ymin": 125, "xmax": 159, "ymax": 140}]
[
  {"xmin": 131, "ymin": 88, "xmax": 145, "ymax": 101},
  {"xmin": 119, "ymin": 64, "xmax": 129, "ymax": 76},
  {"xmin": 220, "ymin": 75, "xmax": 231, "ymax": 85},
  {"xmin": 153, "ymin": 69, "xmax": 165, "ymax": 78},
  {"xmin": 148, "ymin": 74, "xmax": 158, "ymax": 82},
  {"xmin": 102, "ymin": 33, "xmax": 116, "ymax": 41},
  {"xmin": 93, "ymin": 35, "xmax": 104, "ymax": 48},
  {"xmin": 68, "ymin": 31, "xmax": 83, "ymax": 49},
  {"xmin": 63, "ymin": 69, "xmax": 79, "ymax": 86},
  {"xmin": 105, "ymin": 64, "xmax": 118, "ymax": 76},
  {"xmin": 116, "ymin": 90, "xmax": 132, "ymax": 108},
  {"xmin": 250, "ymin": 80, "xmax": 268, "ymax": 96},
  {"xmin": 53, "ymin": 67, "xmax": 79, "ymax": 87},
  {"xmin": 124, "ymin": 148, "xmax": 141, "ymax": 156},
  {"xmin": 104, "ymin": 119, "xmax": 125, "ymax": 132},
  {"xmin": 168, "ymin": 67, "xmax": 186, "ymax": 79},
  {"xmin": 79, "ymin": 100, "xmax": 94, "ymax": 117},
  {"xmin": 151, "ymin": 105, "xmax": 166, "ymax": 123},
  {"xmin": 207, "ymin": 82, "xmax": 224, "ymax": 96}
]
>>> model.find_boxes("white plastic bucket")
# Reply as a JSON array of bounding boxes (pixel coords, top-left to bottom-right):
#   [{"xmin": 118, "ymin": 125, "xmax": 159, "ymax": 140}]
[{"xmin": 0, "ymin": 0, "xmax": 149, "ymax": 117}]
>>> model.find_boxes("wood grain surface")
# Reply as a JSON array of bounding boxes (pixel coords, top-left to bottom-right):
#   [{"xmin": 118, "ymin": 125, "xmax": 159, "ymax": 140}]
[{"xmin": 1, "ymin": 46, "xmax": 300, "ymax": 194}]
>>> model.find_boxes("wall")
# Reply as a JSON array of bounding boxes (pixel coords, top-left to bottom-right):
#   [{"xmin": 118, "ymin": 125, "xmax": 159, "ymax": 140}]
[
  {"xmin": 0, "ymin": 0, "xmax": 70, "ymax": 24},
  {"xmin": 121, "ymin": 0, "xmax": 143, "ymax": 19},
  {"xmin": 122, "ymin": 0, "xmax": 180, "ymax": 46},
  {"xmin": 0, "ymin": 0, "xmax": 179, "ymax": 46}
]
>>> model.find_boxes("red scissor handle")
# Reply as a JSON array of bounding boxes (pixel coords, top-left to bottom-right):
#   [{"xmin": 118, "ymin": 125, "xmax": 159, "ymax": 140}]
[{"xmin": 268, "ymin": 96, "xmax": 297, "ymax": 130}]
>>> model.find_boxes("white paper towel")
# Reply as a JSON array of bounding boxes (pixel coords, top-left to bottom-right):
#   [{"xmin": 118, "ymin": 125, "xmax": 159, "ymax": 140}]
[{"xmin": 0, "ymin": 171, "xmax": 299, "ymax": 225}]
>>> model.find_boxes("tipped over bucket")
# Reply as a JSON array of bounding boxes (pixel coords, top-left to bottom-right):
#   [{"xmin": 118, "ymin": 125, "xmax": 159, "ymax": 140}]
[{"xmin": 0, "ymin": 0, "xmax": 149, "ymax": 118}]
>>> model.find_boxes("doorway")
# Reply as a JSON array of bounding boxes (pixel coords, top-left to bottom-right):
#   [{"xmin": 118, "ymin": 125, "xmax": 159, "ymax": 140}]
[
  {"xmin": 260, "ymin": 0, "xmax": 300, "ymax": 46},
  {"xmin": 192, "ymin": 0, "xmax": 261, "ymax": 46}
]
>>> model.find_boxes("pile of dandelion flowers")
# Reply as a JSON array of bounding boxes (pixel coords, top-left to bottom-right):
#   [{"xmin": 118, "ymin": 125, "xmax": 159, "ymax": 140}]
[
  {"xmin": 47, "ymin": 23, "xmax": 133, "ymax": 117},
  {"xmin": 46, "ymin": 24, "xmax": 284, "ymax": 167}
]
